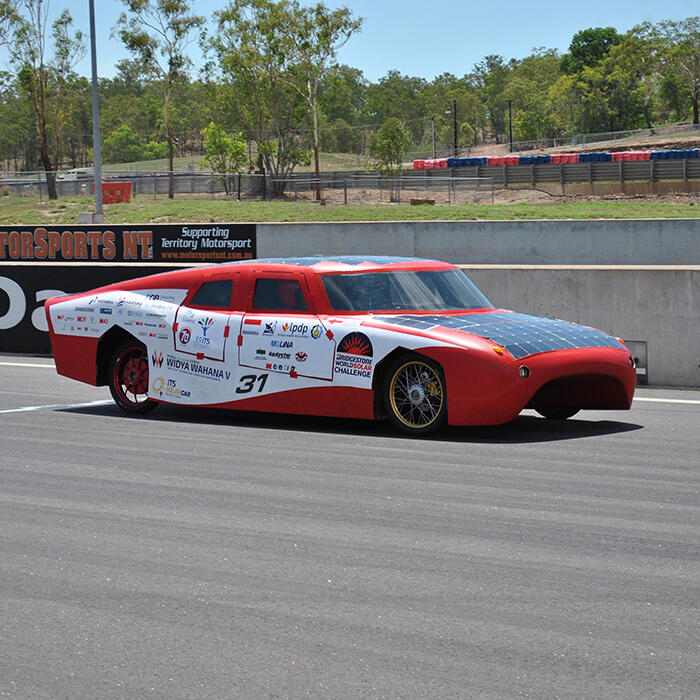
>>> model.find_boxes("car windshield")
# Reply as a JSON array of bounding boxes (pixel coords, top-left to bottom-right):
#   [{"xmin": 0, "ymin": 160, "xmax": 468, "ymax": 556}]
[{"xmin": 321, "ymin": 269, "xmax": 493, "ymax": 312}]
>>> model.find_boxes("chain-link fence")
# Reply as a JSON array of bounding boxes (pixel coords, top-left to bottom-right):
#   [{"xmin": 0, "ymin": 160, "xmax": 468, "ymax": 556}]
[
  {"xmin": 280, "ymin": 174, "xmax": 495, "ymax": 205},
  {"xmin": 0, "ymin": 170, "xmax": 495, "ymax": 204},
  {"xmin": 2, "ymin": 157, "xmax": 699, "ymax": 205}
]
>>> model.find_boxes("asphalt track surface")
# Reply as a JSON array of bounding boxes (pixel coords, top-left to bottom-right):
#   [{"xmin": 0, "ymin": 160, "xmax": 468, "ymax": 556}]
[{"xmin": 1, "ymin": 356, "xmax": 698, "ymax": 699}]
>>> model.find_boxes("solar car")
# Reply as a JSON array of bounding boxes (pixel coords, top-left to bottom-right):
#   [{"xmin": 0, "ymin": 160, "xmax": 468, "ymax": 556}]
[{"xmin": 45, "ymin": 256, "xmax": 637, "ymax": 435}]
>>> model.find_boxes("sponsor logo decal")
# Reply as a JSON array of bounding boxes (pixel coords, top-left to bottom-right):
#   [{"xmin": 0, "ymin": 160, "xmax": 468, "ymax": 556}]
[
  {"xmin": 295, "ymin": 352, "xmax": 307, "ymax": 362},
  {"xmin": 311, "ymin": 324, "xmax": 323, "ymax": 339},
  {"xmin": 270, "ymin": 339, "xmax": 293, "ymax": 348},
  {"xmin": 337, "ymin": 332, "xmax": 373, "ymax": 357},
  {"xmin": 268, "ymin": 351, "xmax": 291, "ymax": 359},
  {"xmin": 198, "ymin": 316, "xmax": 214, "ymax": 336},
  {"xmin": 152, "ymin": 375, "xmax": 190, "ymax": 398},
  {"xmin": 335, "ymin": 332, "xmax": 374, "ymax": 378},
  {"xmin": 165, "ymin": 354, "xmax": 231, "ymax": 382},
  {"xmin": 265, "ymin": 362, "xmax": 295, "ymax": 372},
  {"xmin": 256, "ymin": 348, "xmax": 266, "ymax": 356},
  {"xmin": 179, "ymin": 327, "xmax": 191, "ymax": 344},
  {"xmin": 100, "ymin": 307, "xmax": 112, "ymax": 315},
  {"xmin": 263, "ymin": 321, "xmax": 277, "ymax": 335},
  {"xmin": 152, "ymin": 351, "xmax": 163, "ymax": 368},
  {"xmin": 280, "ymin": 321, "xmax": 313, "ymax": 337}
]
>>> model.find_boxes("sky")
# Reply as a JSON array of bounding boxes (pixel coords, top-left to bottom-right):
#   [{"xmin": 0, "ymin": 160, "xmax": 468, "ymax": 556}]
[{"xmin": 1, "ymin": 0, "xmax": 698, "ymax": 82}]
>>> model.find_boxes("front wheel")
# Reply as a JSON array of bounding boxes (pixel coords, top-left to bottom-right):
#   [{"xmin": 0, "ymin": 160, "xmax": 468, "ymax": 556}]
[
  {"xmin": 109, "ymin": 340, "xmax": 158, "ymax": 414},
  {"xmin": 535, "ymin": 407, "xmax": 580, "ymax": 420},
  {"xmin": 384, "ymin": 355, "xmax": 447, "ymax": 436}
]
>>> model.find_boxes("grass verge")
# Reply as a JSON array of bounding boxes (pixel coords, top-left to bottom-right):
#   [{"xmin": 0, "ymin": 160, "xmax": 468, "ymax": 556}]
[{"xmin": 1, "ymin": 194, "xmax": 699, "ymax": 225}]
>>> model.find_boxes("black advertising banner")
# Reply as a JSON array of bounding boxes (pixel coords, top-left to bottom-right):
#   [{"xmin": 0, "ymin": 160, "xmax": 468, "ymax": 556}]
[
  {"xmin": 0, "ymin": 223, "xmax": 256, "ymax": 263},
  {"xmin": 0, "ymin": 265, "xmax": 183, "ymax": 353},
  {"xmin": 1, "ymin": 222, "xmax": 257, "ymax": 352}
]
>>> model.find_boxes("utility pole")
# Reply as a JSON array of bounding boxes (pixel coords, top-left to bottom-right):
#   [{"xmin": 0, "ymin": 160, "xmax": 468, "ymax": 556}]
[
  {"xmin": 89, "ymin": 0, "xmax": 103, "ymax": 223},
  {"xmin": 452, "ymin": 99, "xmax": 458, "ymax": 157}
]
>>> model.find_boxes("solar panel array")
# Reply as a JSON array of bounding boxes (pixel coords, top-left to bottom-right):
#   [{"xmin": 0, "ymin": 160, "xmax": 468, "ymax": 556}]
[{"xmin": 375, "ymin": 312, "xmax": 625, "ymax": 359}]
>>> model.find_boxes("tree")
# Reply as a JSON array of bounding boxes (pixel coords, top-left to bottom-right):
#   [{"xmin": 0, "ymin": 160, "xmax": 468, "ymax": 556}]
[
  {"xmin": 473, "ymin": 55, "xmax": 509, "ymax": 143},
  {"xmin": 653, "ymin": 17, "xmax": 700, "ymax": 124},
  {"xmin": 419, "ymin": 72, "xmax": 485, "ymax": 153},
  {"xmin": 201, "ymin": 121, "xmax": 247, "ymax": 194},
  {"xmin": 278, "ymin": 1, "xmax": 362, "ymax": 199},
  {"xmin": 0, "ymin": 0, "xmax": 18, "ymax": 47},
  {"xmin": 103, "ymin": 124, "xmax": 144, "ymax": 163},
  {"xmin": 366, "ymin": 70, "xmax": 427, "ymax": 141},
  {"xmin": 8, "ymin": 0, "xmax": 85, "ymax": 198},
  {"xmin": 560, "ymin": 26, "xmax": 622, "ymax": 74},
  {"xmin": 369, "ymin": 117, "xmax": 410, "ymax": 174},
  {"xmin": 318, "ymin": 64, "xmax": 368, "ymax": 126},
  {"xmin": 503, "ymin": 49, "xmax": 561, "ymax": 142},
  {"xmin": 609, "ymin": 33, "xmax": 660, "ymax": 129},
  {"xmin": 114, "ymin": 0, "xmax": 204, "ymax": 198},
  {"xmin": 369, "ymin": 117, "xmax": 410, "ymax": 202},
  {"xmin": 211, "ymin": 1, "xmax": 312, "ymax": 196}
]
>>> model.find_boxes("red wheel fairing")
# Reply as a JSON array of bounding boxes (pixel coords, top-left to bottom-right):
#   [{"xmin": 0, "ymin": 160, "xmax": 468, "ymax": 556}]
[{"xmin": 109, "ymin": 341, "xmax": 158, "ymax": 414}]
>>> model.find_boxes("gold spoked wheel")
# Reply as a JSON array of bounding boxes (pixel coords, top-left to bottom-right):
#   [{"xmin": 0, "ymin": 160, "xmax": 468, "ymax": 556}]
[{"xmin": 387, "ymin": 357, "xmax": 446, "ymax": 435}]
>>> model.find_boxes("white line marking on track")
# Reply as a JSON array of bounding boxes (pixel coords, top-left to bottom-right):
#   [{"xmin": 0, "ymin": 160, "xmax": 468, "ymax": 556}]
[
  {"xmin": 634, "ymin": 397, "xmax": 700, "ymax": 406},
  {"xmin": 0, "ymin": 399, "xmax": 112, "ymax": 414},
  {"xmin": 0, "ymin": 361, "xmax": 55, "ymax": 368}
]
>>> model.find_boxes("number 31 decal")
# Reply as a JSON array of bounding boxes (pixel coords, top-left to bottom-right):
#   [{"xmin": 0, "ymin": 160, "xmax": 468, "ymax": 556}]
[{"xmin": 235, "ymin": 373, "xmax": 269, "ymax": 394}]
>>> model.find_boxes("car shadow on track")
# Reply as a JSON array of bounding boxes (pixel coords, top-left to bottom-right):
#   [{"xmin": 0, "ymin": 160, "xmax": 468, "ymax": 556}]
[{"xmin": 59, "ymin": 403, "xmax": 643, "ymax": 444}]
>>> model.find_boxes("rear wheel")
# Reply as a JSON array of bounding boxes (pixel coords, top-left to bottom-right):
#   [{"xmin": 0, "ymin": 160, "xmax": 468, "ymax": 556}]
[
  {"xmin": 109, "ymin": 340, "xmax": 157, "ymax": 414},
  {"xmin": 385, "ymin": 355, "xmax": 446, "ymax": 436},
  {"xmin": 535, "ymin": 407, "xmax": 579, "ymax": 420}
]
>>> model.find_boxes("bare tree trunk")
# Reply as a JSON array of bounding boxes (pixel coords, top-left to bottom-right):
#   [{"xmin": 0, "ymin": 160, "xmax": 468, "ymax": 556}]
[
  {"xmin": 45, "ymin": 169, "xmax": 57, "ymax": 199},
  {"xmin": 39, "ymin": 140, "xmax": 57, "ymax": 200},
  {"xmin": 311, "ymin": 90, "xmax": 321, "ymax": 201}
]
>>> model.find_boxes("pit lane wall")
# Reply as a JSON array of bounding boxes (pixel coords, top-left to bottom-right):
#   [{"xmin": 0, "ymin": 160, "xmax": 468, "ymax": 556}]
[{"xmin": 1, "ymin": 220, "xmax": 698, "ymax": 386}]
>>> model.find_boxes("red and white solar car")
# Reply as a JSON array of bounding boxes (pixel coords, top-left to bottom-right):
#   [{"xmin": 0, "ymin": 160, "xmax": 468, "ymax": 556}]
[{"xmin": 45, "ymin": 256, "xmax": 636, "ymax": 435}]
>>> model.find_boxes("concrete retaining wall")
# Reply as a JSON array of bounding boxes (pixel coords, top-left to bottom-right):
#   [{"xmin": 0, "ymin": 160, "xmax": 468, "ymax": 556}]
[
  {"xmin": 257, "ymin": 220, "xmax": 699, "ymax": 387},
  {"xmin": 257, "ymin": 219, "xmax": 699, "ymax": 265}
]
